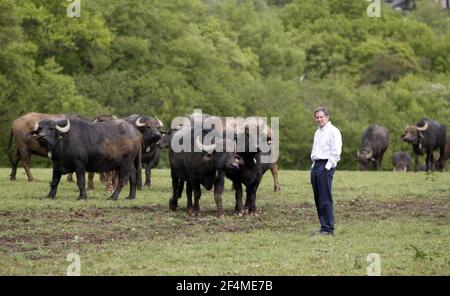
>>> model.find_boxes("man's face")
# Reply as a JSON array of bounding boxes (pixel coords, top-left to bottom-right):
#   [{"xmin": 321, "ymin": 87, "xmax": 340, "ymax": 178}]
[{"xmin": 315, "ymin": 111, "xmax": 329, "ymax": 128}]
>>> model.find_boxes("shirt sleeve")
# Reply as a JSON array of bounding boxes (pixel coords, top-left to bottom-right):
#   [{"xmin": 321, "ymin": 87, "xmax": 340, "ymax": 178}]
[{"xmin": 325, "ymin": 128, "xmax": 342, "ymax": 170}]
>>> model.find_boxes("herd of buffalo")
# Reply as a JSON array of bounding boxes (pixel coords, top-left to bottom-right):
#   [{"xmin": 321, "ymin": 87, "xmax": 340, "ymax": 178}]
[
  {"xmin": 5, "ymin": 112, "xmax": 448, "ymax": 217},
  {"xmin": 6, "ymin": 112, "xmax": 280, "ymax": 217},
  {"xmin": 357, "ymin": 120, "xmax": 448, "ymax": 173}
]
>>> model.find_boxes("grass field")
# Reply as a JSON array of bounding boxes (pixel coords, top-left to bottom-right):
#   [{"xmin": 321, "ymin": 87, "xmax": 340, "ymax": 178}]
[{"xmin": 0, "ymin": 168, "xmax": 449, "ymax": 275}]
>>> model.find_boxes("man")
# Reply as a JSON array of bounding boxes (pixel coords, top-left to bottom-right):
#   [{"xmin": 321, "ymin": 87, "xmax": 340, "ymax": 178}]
[{"xmin": 310, "ymin": 107, "xmax": 342, "ymax": 236}]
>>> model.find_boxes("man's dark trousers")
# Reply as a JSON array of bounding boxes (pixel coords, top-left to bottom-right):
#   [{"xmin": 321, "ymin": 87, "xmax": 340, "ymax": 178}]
[{"xmin": 311, "ymin": 160, "xmax": 335, "ymax": 234}]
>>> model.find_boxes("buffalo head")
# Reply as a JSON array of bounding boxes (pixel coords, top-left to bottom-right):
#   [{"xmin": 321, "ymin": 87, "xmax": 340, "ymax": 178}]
[
  {"xmin": 356, "ymin": 148, "xmax": 375, "ymax": 171},
  {"xmin": 134, "ymin": 116, "xmax": 164, "ymax": 151},
  {"xmin": 401, "ymin": 122, "xmax": 428, "ymax": 144},
  {"xmin": 195, "ymin": 136, "xmax": 240, "ymax": 171},
  {"xmin": 34, "ymin": 119, "xmax": 71, "ymax": 153}
]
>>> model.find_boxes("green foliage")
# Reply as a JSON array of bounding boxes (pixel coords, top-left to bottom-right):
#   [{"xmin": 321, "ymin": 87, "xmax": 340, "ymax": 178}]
[{"xmin": 0, "ymin": 0, "xmax": 449, "ymax": 170}]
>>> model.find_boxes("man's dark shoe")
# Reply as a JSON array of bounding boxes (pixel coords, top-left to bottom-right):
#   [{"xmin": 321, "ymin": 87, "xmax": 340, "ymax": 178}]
[
  {"xmin": 311, "ymin": 230, "xmax": 334, "ymax": 237},
  {"xmin": 320, "ymin": 231, "xmax": 333, "ymax": 236}
]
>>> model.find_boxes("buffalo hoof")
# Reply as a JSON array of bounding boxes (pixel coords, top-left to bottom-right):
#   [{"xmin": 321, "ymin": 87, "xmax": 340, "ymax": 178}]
[
  {"xmin": 217, "ymin": 212, "xmax": 225, "ymax": 218},
  {"xmin": 107, "ymin": 196, "xmax": 118, "ymax": 201},
  {"xmin": 10, "ymin": 177, "xmax": 16, "ymax": 181},
  {"xmin": 28, "ymin": 178, "xmax": 36, "ymax": 182},
  {"xmin": 46, "ymin": 195, "xmax": 55, "ymax": 199},
  {"xmin": 125, "ymin": 196, "xmax": 136, "ymax": 200},
  {"xmin": 77, "ymin": 196, "xmax": 87, "ymax": 201},
  {"xmin": 274, "ymin": 187, "xmax": 281, "ymax": 192},
  {"xmin": 169, "ymin": 199, "xmax": 178, "ymax": 211},
  {"xmin": 249, "ymin": 211, "xmax": 258, "ymax": 216}
]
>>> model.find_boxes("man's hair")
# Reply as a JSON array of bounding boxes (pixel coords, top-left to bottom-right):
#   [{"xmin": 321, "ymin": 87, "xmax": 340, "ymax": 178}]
[{"xmin": 314, "ymin": 106, "xmax": 329, "ymax": 117}]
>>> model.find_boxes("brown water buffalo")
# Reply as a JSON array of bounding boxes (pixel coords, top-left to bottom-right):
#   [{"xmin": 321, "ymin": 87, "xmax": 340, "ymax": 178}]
[{"xmin": 7, "ymin": 112, "xmax": 79, "ymax": 181}]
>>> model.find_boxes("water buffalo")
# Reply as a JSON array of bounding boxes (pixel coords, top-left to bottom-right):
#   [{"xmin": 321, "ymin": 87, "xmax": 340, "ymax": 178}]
[
  {"xmin": 124, "ymin": 114, "xmax": 164, "ymax": 190},
  {"xmin": 401, "ymin": 119, "xmax": 447, "ymax": 172},
  {"xmin": 167, "ymin": 125, "xmax": 240, "ymax": 217},
  {"xmin": 392, "ymin": 151, "xmax": 411, "ymax": 172},
  {"xmin": 86, "ymin": 114, "xmax": 118, "ymax": 193},
  {"xmin": 356, "ymin": 125, "xmax": 389, "ymax": 171},
  {"xmin": 174, "ymin": 113, "xmax": 281, "ymax": 192},
  {"xmin": 33, "ymin": 118, "xmax": 142, "ymax": 200},
  {"xmin": 7, "ymin": 112, "xmax": 79, "ymax": 181},
  {"xmin": 214, "ymin": 116, "xmax": 277, "ymax": 216}
]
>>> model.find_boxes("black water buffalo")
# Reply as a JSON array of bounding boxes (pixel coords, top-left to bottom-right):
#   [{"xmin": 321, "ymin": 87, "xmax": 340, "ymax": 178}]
[
  {"xmin": 7, "ymin": 112, "xmax": 80, "ymax": 182},
  {"xmin": 175, "ymin": 113, "xmax": 281, "ymax": 192},
  {"xmin": 33, "ymin": 118, "xmax": 142, "ymax": 200},
  {"xmin": 224, "ymin": 117, "xmax": 277, "ymax": 216},
  {"xmin": 401, "ymin": 119, "xmax": 447, "ymax": 172},
  {"xmin": 124, "ymin": 114, "xmax": 164, "ymax": 189},
  {"xmin": 85, "ymin": 114, "xmax": 118, "ymax": 193},
  {"xmin": 356, "ymin": 125, "xmax": 389, "ymax": 171},
  {"xmin": 392, "ymin": 151, "xmax": 411, "ymax": 172},
  {"xmin": 167, "ymin": 126, "xmax": 240, "ymax": 217}
]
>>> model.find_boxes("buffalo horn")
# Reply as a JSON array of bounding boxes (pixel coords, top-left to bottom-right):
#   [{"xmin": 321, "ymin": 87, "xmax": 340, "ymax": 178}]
[
  {"xmin": 56, "ymin": 120, "xmax": 70, "ymax": 133},
  {"xmin": 135, "ymin": 117, "xmax": 145, "ymax": 127},
  {"xmin": 195, "ymin": 136, "xmax": 216, "ymax": 153},
  {"xmin": 416, "ymin": 121, "xmax": 428, "ymax": 131},
  {"xmin": 155, "ymin": 117, "xmax": 164, "ymax": 127}
]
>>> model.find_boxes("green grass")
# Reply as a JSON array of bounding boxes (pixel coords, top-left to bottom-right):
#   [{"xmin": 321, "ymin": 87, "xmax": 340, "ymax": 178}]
[{"xmin": 0, "ymin": 168, "xmax": 449, "ymax": 275}]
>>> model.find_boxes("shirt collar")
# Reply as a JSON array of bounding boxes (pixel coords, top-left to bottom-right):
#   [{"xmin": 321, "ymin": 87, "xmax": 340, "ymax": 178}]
[{"xmin": 319, "ymin": 121, "xmax": 331, "ymax": 131}]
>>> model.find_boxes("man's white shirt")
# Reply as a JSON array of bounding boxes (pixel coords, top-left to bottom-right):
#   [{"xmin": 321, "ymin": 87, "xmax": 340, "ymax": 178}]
[{"xmin": 311, "ymin": 121, "xmax": 342, "ymax": 170}]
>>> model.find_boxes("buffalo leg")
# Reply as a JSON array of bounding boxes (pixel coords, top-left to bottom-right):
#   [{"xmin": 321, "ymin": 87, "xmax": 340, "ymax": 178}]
[
  {"xmin": 75, "ymin": 168, "xmax": 88, "ymax": 200},
  {"xmin": 426, "ymin": 151, "xmax": 433, "ymax": 172},
  {"xmin": 169, "ymin": 170, "xmax": 179, "ymax": 210},
  {"xmin": 378, "ymin": 154, "xmax": 384, "ymax": 171},
  {"xmin": 270, "ymin": 163, "xmax": 281, "ymax": 192},
  {"xmin": 193, "ymin": 183, "xmax": 202, "ymax": 216},
  {"xmin": 136, "ymin": 164, "xmax": 143, "ymax": 191},
  {"xmin": 245, "ymin": 179, "xmax": 260, "ymax": 215},
  {"xmin": 144, "ymin": 162, "xmax": 152, "ymax": 189},
  {"xmin": 20, "ymin": 149, "xmax": 35, "ymax": 182},
  {"xmin": 186, "ymin": 182, "xmax": 193, "ymax": 214},
  {"xmin": 108, "ymin": 166, "xmax": 129, "ymax": 200},
  {"xmin": 213, "ymin": 174, "xmax": 225, "ymax": 218},
  {"xmin": 415, "ymin": 154, "xmax": 420, "ymax": 172},
  {"xmin": 9, "ymin": 148, "xmax": 21, "ymax": 181},
  {"xmin": 126, "ymin": 166, "xmax": 137, "ymax": 200},
  {"xmin": 87, "ymin": 172, "xmax": 95, "ymax": 191},
  {"xmin": 104, "ymin": 172, "xmax": 115, "ymax": 193},
  {"xmin": 438, "ymin": 145, "xmax": 446, "ymax": 171},
  {"xmin": 233, "ymin": 181, "xmax": 244, "ymax": 216},
  {"xmin": 48, "ymin": 169, "xmax": 62, "ymax": 199},
  {"xmin": 67, "ymin": 173, "xmax": 74, "ymax": 183}
]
